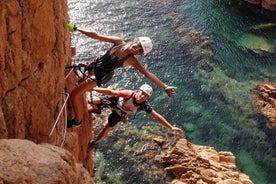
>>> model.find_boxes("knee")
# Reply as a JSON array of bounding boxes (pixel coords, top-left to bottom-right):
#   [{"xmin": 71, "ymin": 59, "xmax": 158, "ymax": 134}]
[{"xmin": 70, "ymin": 80, "xmax": 96, "ymax": 100}]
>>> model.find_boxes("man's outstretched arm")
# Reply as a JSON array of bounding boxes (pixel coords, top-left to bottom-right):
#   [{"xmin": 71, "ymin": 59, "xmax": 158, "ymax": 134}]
[{"xmin": 149, "ymin": 110, "xmax": 184, "ymax": 134}]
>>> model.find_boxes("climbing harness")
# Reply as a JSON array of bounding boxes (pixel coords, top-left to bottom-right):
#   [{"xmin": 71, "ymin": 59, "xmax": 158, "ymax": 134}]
[
  {"xmin": 65, "ymin": 62, "xmax": 95, "ymax": 83},
  {"xmin": 90, "ymin": 93, "xmax": 139, "ymax": 121}
]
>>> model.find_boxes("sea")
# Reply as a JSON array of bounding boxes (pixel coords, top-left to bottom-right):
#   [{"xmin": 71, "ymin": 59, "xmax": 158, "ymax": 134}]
[{"xmin": 68, "ymin": 0, "xmax": 276, "ymax": 183}]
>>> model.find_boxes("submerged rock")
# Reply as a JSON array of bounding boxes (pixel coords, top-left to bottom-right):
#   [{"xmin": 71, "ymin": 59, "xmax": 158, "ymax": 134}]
[
  {"xmin": 237, "ymin": 33, "xmax": 275, "ymax": 54},
  {"xmin": 250, "ymin": 22, "xmax": 276, "ymax": 30}
]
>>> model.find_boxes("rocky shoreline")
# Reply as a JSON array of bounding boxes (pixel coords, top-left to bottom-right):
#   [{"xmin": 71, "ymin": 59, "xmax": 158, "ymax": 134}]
[{"xmin": 93, "ymin": 122, "xmax": 253, "ymax": 184}]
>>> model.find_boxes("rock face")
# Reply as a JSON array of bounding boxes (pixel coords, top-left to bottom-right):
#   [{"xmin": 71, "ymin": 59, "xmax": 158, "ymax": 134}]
[
  {"xmin": 254, "ymin": 82, "xmax": 276, "ymax": 128},
  {"xmin": 243, "ymin": 0, "xmax": 276, "ymax": 11},
  {"xmin": 0, "ymin": 139, "xmax": 94, "ymax": 184},
  {"xmin": 0, "ymin": 0, "xmax": 93, "ymax": 182},
  {"xmin": 0, "ymin": 0, "xmax": 92, "ymax": 159},
  {"xmin": 159, "ymin": 139, "xmax": 253, "ymax": 184},
  {"xmin": 1, "ymin": 0, "xmax": 69, "ymax": 143}
]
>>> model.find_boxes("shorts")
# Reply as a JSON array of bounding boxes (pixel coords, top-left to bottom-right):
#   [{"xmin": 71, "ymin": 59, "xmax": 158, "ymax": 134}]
[{"xmin": 108, "ymin": 111, "xmax": 123, "ymax": 127}]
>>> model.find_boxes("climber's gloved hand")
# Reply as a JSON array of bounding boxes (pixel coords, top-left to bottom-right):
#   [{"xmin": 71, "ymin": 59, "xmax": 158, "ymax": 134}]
[
  {"xmin": 68, "ymin": 23, "xmax": 77, "ymax": 32},
  {"xmin": 164, "ymin": 86, "xmax": 177, "ymax": 97}
]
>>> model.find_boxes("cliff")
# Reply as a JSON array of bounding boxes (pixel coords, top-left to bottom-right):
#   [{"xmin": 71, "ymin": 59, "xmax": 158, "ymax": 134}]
[
  {"xmin": 1, "ymin": 0, "xmax": 70, "ymax": 143},
  {"xmin": 0, "ymin": 0, "xmax": 93, "ymax": 183}
]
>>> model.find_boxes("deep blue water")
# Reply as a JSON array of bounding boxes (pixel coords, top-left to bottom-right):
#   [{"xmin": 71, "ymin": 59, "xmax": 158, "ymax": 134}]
[{"xmin": 68, "ymin": 0, "xmax": 276, "ymax": 183}]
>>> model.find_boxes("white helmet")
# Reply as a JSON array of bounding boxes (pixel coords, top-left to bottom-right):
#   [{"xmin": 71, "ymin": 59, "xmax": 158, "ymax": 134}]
[
  {"xmin": 138, "ymin": 37, "xmax": 153, "ymax": 56},
  {"xmin": 139, "ymin": 84, "xmax": 153, "ymax": 96}
]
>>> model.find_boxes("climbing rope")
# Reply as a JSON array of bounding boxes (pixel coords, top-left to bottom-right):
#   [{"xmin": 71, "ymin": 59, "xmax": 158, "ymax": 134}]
[
  {"xmin": 65, "ymin": 68, "xmax": 74, "ymax": 80},
  {"xmin": 48, "ymin": 91, "xmax": 70, "ymax": 147},
  {"xmin": 60, "ymin": 91, "xmax": 68, "ymax": 147}
]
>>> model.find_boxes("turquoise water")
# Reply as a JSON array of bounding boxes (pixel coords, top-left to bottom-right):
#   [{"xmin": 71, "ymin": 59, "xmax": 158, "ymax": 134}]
[{"xmin": 68, "ymin": 0, "xmax": 276, "ymax": 183}]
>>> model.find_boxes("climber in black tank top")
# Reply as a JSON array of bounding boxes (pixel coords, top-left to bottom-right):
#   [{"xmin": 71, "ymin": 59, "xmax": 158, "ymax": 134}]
[
  {"xmin": 66, "ymin": 24, "xmax": 177, "ymax": 128},
  {"xmin": 93, "ymin": 44, "xmax": 133, "ymax": 86}
]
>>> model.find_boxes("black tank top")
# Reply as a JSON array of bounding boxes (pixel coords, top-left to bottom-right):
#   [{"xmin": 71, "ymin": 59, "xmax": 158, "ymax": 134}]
[{"xmin": 94, "ymin": 44, "xmax": 133, "ymax": 86}]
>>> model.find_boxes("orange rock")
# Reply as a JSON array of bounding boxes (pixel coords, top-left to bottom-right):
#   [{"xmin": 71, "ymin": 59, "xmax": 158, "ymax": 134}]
[
  {"xmin": 0, "ymin": 0, "xmax": 93, "ymax": 178},
  {"xmin": 254, "ymin": 82, "xmax": 276, "ymax": 128},
  {"xmin": 153, "ymin": 136, "xmax": 164, "ymax": 146},
  {"xmin": 159, "ymin": 139, "xmax": 253, "ymax": 184}
]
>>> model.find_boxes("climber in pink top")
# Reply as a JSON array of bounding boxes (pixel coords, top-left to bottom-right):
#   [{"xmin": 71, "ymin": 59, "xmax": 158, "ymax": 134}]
[{"xmin": 86, "ymin": 84, "xmax": 184, "ymax": 152}]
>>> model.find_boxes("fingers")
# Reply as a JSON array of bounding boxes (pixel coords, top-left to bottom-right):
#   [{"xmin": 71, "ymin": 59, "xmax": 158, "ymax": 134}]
[
  {"xmin": 164, "ymin": 86, "xmax": 177, "ymax": 97},
  {"xmin": 172, "ymin": 126, "xmax": 184, "ymax": 134},
  {"xmin": 167, "ymin": 91, "xmax": 176, "ymax": 97}
]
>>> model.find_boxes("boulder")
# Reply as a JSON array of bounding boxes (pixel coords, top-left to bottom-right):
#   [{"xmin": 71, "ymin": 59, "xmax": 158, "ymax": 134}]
[{"xmin": 0, "ymin": 139, "xmax": 94, "ymax": 184}]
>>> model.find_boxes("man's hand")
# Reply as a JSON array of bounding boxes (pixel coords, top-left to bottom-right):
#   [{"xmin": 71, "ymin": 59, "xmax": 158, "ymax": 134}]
[
  {"xmin": 171, "ymin": 126, "xmax": 184, "ymax": 134},
  {"xmin": 164, "ymin": 86, "xmax": 177, "ymax": 97}
]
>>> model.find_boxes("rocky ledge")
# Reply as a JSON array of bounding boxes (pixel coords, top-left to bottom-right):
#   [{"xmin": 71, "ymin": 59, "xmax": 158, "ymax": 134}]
[{"xmin": 158, "ymin": 138, "xmax": 253, "ymax": 184}]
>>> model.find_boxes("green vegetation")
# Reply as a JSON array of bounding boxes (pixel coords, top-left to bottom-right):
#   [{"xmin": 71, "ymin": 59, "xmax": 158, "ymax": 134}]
[
  {"xmin": 236, "ymin": 150, "xmax": 267, "ymax": 184},
  {"xmin": 94, "ymin": 151, "xmax": 123, "ymax": 184}
]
